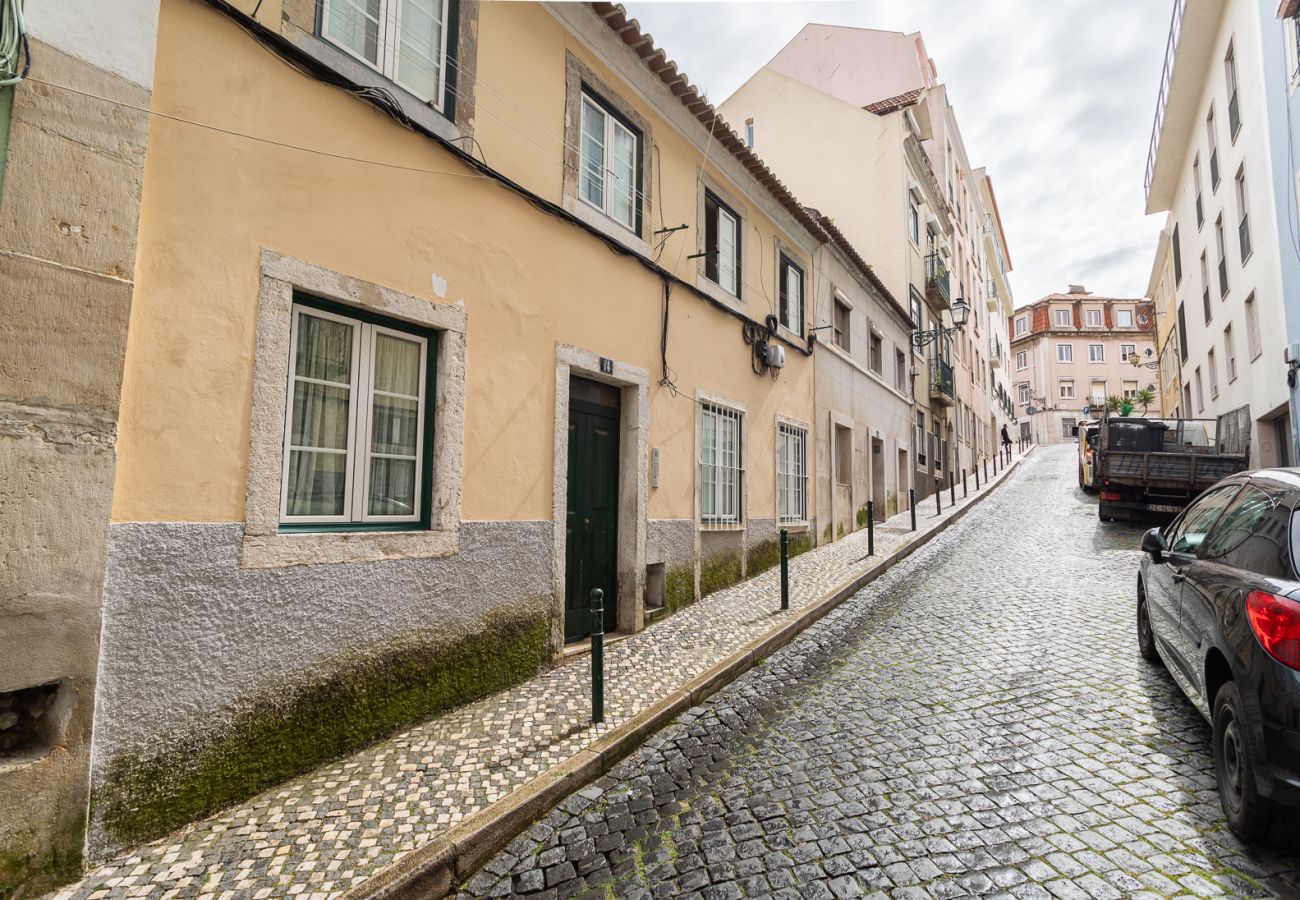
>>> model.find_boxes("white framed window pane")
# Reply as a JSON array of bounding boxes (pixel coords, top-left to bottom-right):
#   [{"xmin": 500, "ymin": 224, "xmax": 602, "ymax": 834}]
[
  {"xmin": 719, "ymin": 208, "xmax": 738, "ymax": 294},
  {"xmin": 609, "ymin": 120, "xmax": 637, "ymax": 230},
  {"xmin": 365, "ymin": 331, "xmax": 423, "ymax": 519},
  {"xmin": 700, "ymin": 411, "xmax": 716, "ymax": 517},
  {"xmin": 373, "ymin": 332, "xmax": 421, "ymax": 395},
  {"xmin": 291, "ymin": 381, "xmax": 351, "ymax": 450},
  {"xmin": 396, "ymin": 0, "xmax": 444, "ymax": 102},
  {"xmin": 325, "ymin": 0, "xmax": 382, "ymax": 65},
  {"xmin": 786, "ymin": 267, "xmax": 802, "ymax": 334},
  {"xmin": 370, "ymin": 394, "xmax": 419, "ymax": 455},
  {"xmin": 296, "ymin": 313, "xmax": 353, "ymax": 383},
  {"xmin": 286, "ymin": 450, "xmax": 349, "ymax": 517},
  {"xmin": 579, "ymin": 98, "xmax": 606, "ymax": 210},
  {"xmin": 368, "ymin": 457, "xmax": 418, "ymax": 516}
]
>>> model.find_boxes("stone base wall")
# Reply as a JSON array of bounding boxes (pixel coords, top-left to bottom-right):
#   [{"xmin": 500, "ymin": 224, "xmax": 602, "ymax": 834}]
[
  {"xmin": 646, "ymin": 519, "xmax": 694, "ymax": 614},
  {"xmin": 88, "ymin": 520, "xmax": 555, "ymax": 859},
  {"xmin": 0, "ymin": 41, "xmax": 150, "ymax": 898}
]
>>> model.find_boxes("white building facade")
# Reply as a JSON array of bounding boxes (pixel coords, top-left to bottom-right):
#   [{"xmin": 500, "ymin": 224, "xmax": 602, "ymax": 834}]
[{"xmin": 1145, "ymin": 0, "xmax": 1293, "ymax": 466}]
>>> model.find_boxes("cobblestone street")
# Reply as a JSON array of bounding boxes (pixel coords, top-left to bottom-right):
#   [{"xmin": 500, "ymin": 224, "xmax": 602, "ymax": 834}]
[{"xmin": 462, "ymin": 445, "xmax": 1300, "ymax": 900}]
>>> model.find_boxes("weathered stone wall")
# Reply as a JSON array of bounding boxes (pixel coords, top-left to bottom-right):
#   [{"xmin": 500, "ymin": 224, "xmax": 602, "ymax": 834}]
[
  {"xmin": 0, "ymin": 41, "xmax": 150, "ymax": 897},
  {"xmin": 646, "ymin": 519, "xmax": 693, "ymax": 613},
  {"xmin": 88, "ymin": 520, "xmax": 555, "ymax": 859}
]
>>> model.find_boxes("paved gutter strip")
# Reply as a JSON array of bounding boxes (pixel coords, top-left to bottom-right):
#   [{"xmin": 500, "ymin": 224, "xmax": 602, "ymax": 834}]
[{"xmin": 352, "ymin": 449, "xmax": 1033, "ymax": 900}]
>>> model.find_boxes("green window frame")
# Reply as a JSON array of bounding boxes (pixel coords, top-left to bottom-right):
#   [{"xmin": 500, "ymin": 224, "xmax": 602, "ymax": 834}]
[{"xmin": 279, "ymin": 292, "xmax": 437, "ymax": 533}]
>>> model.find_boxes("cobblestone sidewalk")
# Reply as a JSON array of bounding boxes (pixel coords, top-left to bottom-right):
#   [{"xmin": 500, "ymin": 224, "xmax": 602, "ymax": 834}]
[{"xmin": 52, "ymin": 454, "xmax": 1027, "ymax": 898}]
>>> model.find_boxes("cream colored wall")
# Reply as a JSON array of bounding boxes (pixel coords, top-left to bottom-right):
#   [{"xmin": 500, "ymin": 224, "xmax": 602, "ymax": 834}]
[
  {"xmin": 720, "ymin": 68, "xmax": 908, "ymax": 306},
  {"xmin": 112, "ymin": 0, "xmax": 815, "ymax": 526}
]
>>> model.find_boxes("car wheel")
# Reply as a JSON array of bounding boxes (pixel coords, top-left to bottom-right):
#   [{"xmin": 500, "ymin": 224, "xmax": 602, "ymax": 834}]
[
  {"xmin": 1213, "ymin": 681, "xmax": 1283, "ymax": 844},
  {"xmin": 1137, "ymin": 589, "xmax": 1160, "ymax": 663}
]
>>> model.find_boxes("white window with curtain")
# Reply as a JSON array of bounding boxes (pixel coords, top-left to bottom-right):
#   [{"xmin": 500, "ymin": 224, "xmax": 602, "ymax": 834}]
[
  {"xmin": 281, "ymin": 303, "xmax": 429, "ymax": 525},
  {"xmin": 700, "ymin": 403, "xmax": 743, "ymax": 526},
  {"xmin": 779, "ymin": 255, "xmax": 804, "ymax": 336},
  {"xmin": 322, "ymin": 0, "xmax": 450, "ymax": 105},
  {"xmin": 776, "ymin": 422, "xmax": 808, "ymax": 524},
  {"xmin": 579, "ymin": 92, "xmax": 639, "ymax": 232},
  {"xmin": 704, "ymin": 191, "xmax": 740, "ymax": 296}
]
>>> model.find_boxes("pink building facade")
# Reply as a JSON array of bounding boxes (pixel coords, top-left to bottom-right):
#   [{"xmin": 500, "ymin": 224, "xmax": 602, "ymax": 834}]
[{"xmin": 1010, "ymin": 287, "xmax": 1158, "ymax": 445}]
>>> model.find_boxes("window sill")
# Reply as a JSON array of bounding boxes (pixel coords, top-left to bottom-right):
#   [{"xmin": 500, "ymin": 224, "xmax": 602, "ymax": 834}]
[
  {"xmin": 286, "ymin": 30, "xmax": 463, "ymax": 146},
  {"xmin": 694, "ymin": 273, "xmax": 745, "ymax": 315},
  {"xmin": 699, "ymin": 522, "xmax": 746, "ymax": 533},
  {"xmin": 778, "ymin": 520, "xmax": 810, "ymax": 532},
  {"xmin": 241, "ymin": 527, "xmax": 460, "ymax": 569},
  {"xmin": 564, "ymin": 195, "xmax": 651, "ymax": 258}
]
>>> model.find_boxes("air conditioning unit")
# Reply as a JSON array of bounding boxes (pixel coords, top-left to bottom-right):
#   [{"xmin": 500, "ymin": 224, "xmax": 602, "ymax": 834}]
[{"xmin": 763, "ymin": 342, "xmax": 786, "ymax": 368}]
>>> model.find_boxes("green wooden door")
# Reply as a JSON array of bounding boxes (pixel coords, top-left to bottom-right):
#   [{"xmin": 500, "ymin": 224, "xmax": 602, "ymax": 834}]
[{"xmin": 564, "ymin": 382, "xmax": 620, "ymax": 642}]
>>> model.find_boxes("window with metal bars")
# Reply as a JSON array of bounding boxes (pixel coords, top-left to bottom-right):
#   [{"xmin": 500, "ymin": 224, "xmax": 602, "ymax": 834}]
[
  {"xmin": 700, "ymin": 403, "xmax": 743, "ymax": 527},
  {"xmin": 778, "ymin": 423, "xmax": 809, "ymax": 524}
]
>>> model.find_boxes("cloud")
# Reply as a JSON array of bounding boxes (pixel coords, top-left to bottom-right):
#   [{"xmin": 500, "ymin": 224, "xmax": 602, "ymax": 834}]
[{"xmin": 627, "ymin": 0, "xmax": 1172, "ymax": 305}]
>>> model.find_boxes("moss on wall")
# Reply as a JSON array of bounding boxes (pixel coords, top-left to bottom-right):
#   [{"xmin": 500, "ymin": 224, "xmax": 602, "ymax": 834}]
[
  {"xmin": 788, "ymin": 533, "xmax": 813, "ymax": 559},
  {"xmin": 747, "ymin": 539, "xmax": 780, "ymax": 577},
  {"xmin": 664, "ymin": 565, "xmax": 695, "ymax": 615},
  {"xmin": 699, "ymin": 552, "xmax": 742, "ymax": 599},
  {"xmin": 91, "ymin": 598, "xmax": 553, "ymax": 850},
  {"xmin": 0, "ymin": 816, "xmax": 83, "ymax": 900}
]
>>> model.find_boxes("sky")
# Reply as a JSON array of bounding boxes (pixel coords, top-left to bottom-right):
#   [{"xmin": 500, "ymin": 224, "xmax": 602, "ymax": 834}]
[{"xmin": 625, "ymin": 0, "xmax": 1175, "ymax": 308}]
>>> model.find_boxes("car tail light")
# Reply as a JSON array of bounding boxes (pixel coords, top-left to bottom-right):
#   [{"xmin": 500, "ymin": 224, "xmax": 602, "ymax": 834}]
[
  {"xmin": 1246, "ymin": 591, "xmax": 1300, "ymax": 671},
  {"xmin": 1100, "ymin": 491, "xmax": 1122, "ymax": 501}
]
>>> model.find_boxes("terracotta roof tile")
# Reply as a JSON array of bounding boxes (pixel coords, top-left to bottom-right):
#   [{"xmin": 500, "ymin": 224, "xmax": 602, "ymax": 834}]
[
  {"xmin": 863, "ymin": 88, "xmax": 923, "ymax": 116},
  {"xmin": 590, "ymin": 2, "xmax": 828, "ymax": 244}
]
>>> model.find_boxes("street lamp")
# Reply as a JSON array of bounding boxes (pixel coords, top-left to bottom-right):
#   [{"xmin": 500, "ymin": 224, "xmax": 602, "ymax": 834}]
[
  {"xmin": 911, "ymin": 297, "xmax": 969, "ymax": 348},
  {"xmin": 1129, "ymin": 348, "xmax": 1159, "ymax": 369}
]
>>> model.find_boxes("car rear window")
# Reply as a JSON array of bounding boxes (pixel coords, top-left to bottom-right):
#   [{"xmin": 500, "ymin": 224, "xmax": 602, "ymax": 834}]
[{"xmin": 1202, "ymin": 487, "xmax": 1293, "ymax": 579}]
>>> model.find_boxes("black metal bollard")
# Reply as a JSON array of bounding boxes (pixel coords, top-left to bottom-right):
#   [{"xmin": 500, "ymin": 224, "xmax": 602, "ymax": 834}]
[
  {"xmin": 590, "ymin": 589, "xmax": 604, "ymax": 724},
  {"xmin": 993, "ymin": 454, "xmax": 998, "ymax": 475},
  {"xmin": 950, "ymin": 476, "xmax": 956, "ymax": 506},
  {"xmin": 780, "ymin": 528, "xmax": 789, "ymax": 611},
  {"xmin": 983, "ymin": 459, "xmax": 989, "ymax": 482},
  {"xmin": 935, "ymin": 482, "xmax": 942, "ymax": 515},
  {"xmin": 975, "ymin": 466, "xmax": 980, "ymax": 490},
  {"xmin": 866, "ymin": 501, "xmax": 875, "ymax": 556},
  {"xmin": 909, "ymin": 489, "xmax": 917, "ymax": 531},
  {"xmin": 963, "ymin": 469, "xmax": 968, "ymax": 498}
]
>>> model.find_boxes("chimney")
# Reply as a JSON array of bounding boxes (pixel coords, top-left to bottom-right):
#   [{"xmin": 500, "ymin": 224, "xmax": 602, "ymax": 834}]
[{"xmin": 1067, "ymin": 284, "xmax": 1088, "ymax": 295}]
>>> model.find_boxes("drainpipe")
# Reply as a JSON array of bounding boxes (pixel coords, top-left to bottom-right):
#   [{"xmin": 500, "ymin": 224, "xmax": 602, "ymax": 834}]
[{"xmin": 1287, "ymin": 343, "xmax": 1300, "ymax": 465}]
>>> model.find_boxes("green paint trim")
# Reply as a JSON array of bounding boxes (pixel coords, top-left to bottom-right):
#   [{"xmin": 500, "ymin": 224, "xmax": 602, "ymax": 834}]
[{"xmin": 92, "ymin": 598, "xmax": 552, "ymax": 849}]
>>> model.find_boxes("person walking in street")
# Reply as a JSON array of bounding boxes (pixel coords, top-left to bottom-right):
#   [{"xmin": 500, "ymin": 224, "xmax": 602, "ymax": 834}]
[{"xmin": 1001, "ymin": 424, "xmax": 1013, "ymax": 458}]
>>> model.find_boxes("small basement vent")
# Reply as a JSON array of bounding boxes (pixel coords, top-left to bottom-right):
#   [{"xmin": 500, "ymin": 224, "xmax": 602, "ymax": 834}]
[{"xmin": 0, "ymin": 681, "xmax": 64, "ymax": 762}]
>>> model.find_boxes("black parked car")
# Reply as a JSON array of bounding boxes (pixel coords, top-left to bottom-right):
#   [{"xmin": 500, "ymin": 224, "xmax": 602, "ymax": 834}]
[{"xmin": 1137, "ymin": 469, "xmax": 1300, "ymax": 843}]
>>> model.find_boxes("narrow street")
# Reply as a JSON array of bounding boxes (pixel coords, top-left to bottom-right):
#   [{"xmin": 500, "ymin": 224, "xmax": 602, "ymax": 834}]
[{"xmin": 461, "ymin": 445, "xmax": 1300, "ymax": 900}]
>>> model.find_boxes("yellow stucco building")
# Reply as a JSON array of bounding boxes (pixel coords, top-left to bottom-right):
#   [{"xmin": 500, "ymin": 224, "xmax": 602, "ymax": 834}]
[{"xmin": 44, "ymin": 0, "xmax": 913, "ymax": 864}]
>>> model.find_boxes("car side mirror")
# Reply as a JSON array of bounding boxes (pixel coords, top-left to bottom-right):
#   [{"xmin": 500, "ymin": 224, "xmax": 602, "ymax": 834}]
[{"xmin": 1141, "ymin": 527, "xmax": 1167, "ymax": 560}]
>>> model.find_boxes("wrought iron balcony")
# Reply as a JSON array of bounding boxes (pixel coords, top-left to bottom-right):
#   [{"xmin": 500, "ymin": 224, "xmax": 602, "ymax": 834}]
[
  {"xmin": 989, "ymin": 335, "xmax": 1002, "ymax": 367},
  {"xmin": 928, "ymin": 358, "xmax": 955, "ymax": 406},
  {"xmin": 926, "ymin": 252, "xmax": 950, "ymax": 305}
]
